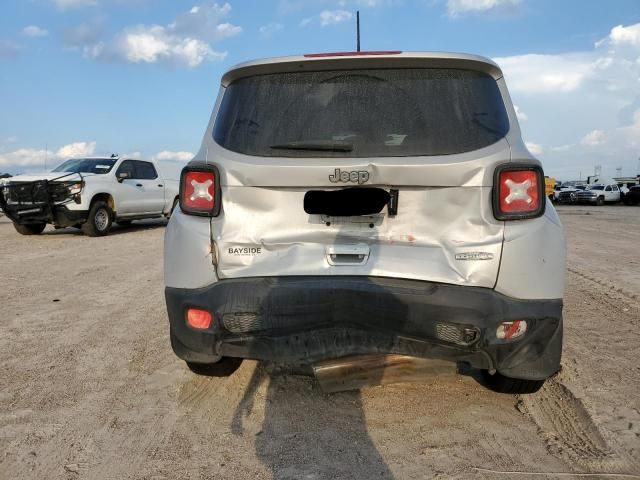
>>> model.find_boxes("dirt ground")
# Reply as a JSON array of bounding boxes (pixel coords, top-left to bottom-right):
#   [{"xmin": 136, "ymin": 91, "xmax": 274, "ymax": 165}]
[{"xmin": 1, "ymin": 206, "xmax": 639, "ymax": 480}]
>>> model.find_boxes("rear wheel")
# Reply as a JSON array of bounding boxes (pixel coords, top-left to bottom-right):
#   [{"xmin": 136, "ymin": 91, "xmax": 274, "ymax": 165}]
[
  {"xmin": 482, "ymin": 371, "xmax": 545, "ymax": 394},
  {"xmin": 13, "ymin": 222, "xmax": 46, "ymax": 235},
  {"xmin": 82, "ymin": 201, "xmax": 113, "ymax": 237},
  {"xmin": 186, "ymin": 358, "xmax": 243, "ymax": 377}
]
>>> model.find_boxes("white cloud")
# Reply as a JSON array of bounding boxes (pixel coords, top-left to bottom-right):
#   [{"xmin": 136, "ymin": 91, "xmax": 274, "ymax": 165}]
[
  {"xmin": 580, "ymin": 129, "xmax": 605, "ymax": 147},
  {"xmin": 56, "ymin": 141, "xmax": 97, "ymax": 158},
  {"xmin": 302, "ymin": 9, "xmax": 353, "ymax": 27},
  {"xmin": 0, "ymin": 148, "xmax": 51, "ymax": 168},
  {"xmin": 447, "ymin": 0, "xmax": 521, "ymax": 16},
  {"xmin": 549, "ymin": 144, "xmax": 574, "ymax": 153},
  {"xmin": 514, "ymin": 104, "xmax": 528, "ymax": 122},
  {"xmin": 320, "ymin": 9, "xmax": 353, "ymax": 26},
  {"xmin": 496, "ymin": 53, "xmax": 594, "ymax": 93},
  {"xmin": 259, "ymin": 23, "xmax": 284, "ymax": 36},
  {"xmin": 608, "ymin": 23, "xmax": 640, "ymax": 48},
  {"xmin": 0, "ymin": 141, "xmax": 96, "ymax": 168},
  {"xmin": 79, "ymin": 1, "xmax": 240, "ymax": 68},
  {"xmin": 53, "ymin": 0, "xmax": 97, "ymax": 9},
  {"xmin": 153, "ymin": 151, "xmax": 193, "ymax": 162},
  {"xmin": 171, "ymin": 3, "xmax": 241, "ymax": 42},
  {"xmin": 23, "ymin": 25, "xmax": 49, "ymax": 38},
  {"xmin": 525, "ymin": 142, "xmax": 543, "ymax": 155}
]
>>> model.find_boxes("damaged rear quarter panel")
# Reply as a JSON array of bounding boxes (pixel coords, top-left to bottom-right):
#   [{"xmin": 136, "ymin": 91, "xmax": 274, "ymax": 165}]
[{"xmin": 494, "ymin": 200, "xmax": 566, "ymax": 299}]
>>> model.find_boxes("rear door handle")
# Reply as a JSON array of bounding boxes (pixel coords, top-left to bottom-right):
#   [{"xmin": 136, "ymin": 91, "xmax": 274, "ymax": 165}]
[
  {"xmin": 157, "ymin": 184, "xmax": 163, "ymax": 188},
  {"xmin": 326, "ymin": 244, "xmax": 370, "ymax": 266},
  {"xmin": 136, "ymin": 183, "xmax": 143, "ymax": 187}
]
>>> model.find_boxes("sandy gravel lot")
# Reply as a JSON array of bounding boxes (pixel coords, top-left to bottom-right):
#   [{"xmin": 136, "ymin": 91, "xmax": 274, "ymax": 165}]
[{"xmin": 1, "ymin": 206, "xmax": 639, "ymax": 480}]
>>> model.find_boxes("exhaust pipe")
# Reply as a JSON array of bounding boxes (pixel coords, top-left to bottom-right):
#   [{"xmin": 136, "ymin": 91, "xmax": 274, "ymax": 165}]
[{"xmin": 312, "ymin": 354, "xmax": 456, "ymax": 393}]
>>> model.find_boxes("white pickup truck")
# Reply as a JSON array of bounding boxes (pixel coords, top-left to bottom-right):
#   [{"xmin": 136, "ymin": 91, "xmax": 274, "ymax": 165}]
[
  {"xmin": 0, "ymin": 156, "xmax": 180, "ymax": 236},
  {"xmin": 575, "ymin": 182, "xmax": 621, "ymax": 205}
]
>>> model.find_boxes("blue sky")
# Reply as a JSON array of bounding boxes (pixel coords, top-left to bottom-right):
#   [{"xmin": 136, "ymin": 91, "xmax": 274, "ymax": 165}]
[{"xmin": 1, "ymin": 0, "xmax": 639, "ymax": 180}]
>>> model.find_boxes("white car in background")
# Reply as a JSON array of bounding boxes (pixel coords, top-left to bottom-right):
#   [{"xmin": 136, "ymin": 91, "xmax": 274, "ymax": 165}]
[
  {"xmin": 575, "ymin": 183, "xmax": 621, "ymax": 205},
  {"xmin": 0, "ymin": 156, "xmax": 180, "ymax": 236}
]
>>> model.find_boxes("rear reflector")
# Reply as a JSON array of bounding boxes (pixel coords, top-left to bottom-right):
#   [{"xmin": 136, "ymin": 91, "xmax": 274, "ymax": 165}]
[
  {"xmin": 179, "ymin": 164, "xmax": 221, "ymax": 217},
  {"xmin": 493, "ymin": 164, "xmax": 545, "ymax": 220},
  {"xmin": 186, "ymin": 308, "xmax": 212, "ymax": 330},
  {"xmin": 304, "ymin": 51, "xmax": 402, "ymax": 58},
  {"xmin": 496, "ymin": 320, "xmax": 527, "ymax": 340}
]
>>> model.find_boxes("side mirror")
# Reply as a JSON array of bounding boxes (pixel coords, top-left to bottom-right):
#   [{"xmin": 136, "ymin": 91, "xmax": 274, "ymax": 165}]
[{"xmin": 117, "ymin": 171, "xmax": 131, "ymax": 183}]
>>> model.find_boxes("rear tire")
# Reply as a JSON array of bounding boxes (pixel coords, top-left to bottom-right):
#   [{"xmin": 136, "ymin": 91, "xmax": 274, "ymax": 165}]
[
  {"xmin": 82, "ymin": 201, "xmax": 113, "ymax": 237},
  {"xmin": 186, "ymin": 358, "xmax": 243, "ymax": 377},
  {"xmin": 13, "ymin": 222, "xmax": 46, "ymax": 235},
  {"xmin": 482, "ymin": 371, "xmax": 545, "ymax": 394}
]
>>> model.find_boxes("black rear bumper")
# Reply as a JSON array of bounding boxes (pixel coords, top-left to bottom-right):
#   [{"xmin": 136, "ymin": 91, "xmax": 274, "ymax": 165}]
[{"xmin": 165, "ymin": 276, "xmax": 563, "ymax": 380}]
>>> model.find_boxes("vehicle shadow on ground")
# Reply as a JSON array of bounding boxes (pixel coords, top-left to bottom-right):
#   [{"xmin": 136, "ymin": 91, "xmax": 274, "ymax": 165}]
[
  {"xmin": 42, "ymin": 219, "xmax": 168, "ymax": 237},
  {"xmin": 230, "ymin": 363, "xmax": 395, "ymax": 480}
]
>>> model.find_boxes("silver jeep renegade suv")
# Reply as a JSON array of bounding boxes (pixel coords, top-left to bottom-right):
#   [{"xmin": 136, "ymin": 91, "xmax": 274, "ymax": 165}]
[{"xmin": 164, "ymin": 51, "xmax": 566, "ymax": 394}]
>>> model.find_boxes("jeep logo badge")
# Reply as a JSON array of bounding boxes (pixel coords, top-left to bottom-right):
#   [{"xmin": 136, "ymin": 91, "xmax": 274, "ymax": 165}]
[{"xmin": 329, "ymin": 168, "xmax": 370, "ymax": 184}]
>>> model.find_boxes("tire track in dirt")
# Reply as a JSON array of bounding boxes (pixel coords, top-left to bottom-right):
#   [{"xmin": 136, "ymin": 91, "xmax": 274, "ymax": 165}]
[
  {"xmin": 567, "ymin": 267, "xmax": 639, "ymax": 305},
  {"xmin": 517, "ymin": 265, "xmax": 640, "ymax": 475},
  {"xmin": 520, "ymin": 380, "xmax": 626, "ymax": 469}
]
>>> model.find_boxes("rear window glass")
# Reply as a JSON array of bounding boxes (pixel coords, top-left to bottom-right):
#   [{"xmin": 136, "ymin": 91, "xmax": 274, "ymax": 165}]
[{"xmin": 213, "ymin": 68, "xmax": 509, "ymax": 157}]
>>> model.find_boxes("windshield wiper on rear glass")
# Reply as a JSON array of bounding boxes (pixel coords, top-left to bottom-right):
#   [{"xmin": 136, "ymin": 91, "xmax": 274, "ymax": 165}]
[{"xmin": 270, "ymin": 140, "xmax": 353, "ymax": 152}]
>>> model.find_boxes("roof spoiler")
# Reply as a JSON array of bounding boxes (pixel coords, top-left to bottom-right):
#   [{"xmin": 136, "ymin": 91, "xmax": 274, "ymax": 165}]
[{"xmin": 221, "ymin": 52, "xmax": 503, "ymax": 86}]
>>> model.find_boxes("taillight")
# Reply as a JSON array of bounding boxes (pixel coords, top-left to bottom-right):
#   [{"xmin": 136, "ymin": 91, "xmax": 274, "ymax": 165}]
[
  {"xmin": 496, "ymin": 320, "xmax": 527, "ymax": 340},
  {"xmin": 179, "ymin": 164, "xmax": 221, "ymax": 216},
  {"xmin": 493, "ymin": 164, "xmax": 545, "ymax": 220},
  {"xmin": 186, "ymin": 308, "xmax": 213, "ymax": 330}
]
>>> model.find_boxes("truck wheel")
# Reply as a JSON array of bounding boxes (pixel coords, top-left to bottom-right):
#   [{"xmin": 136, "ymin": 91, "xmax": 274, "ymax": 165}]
[
  {"xmin": 186, "ymin": 358, "xmax": 243, "ymax": 377},
  {"xmin": 82, "ymin": 201, "xmax": 113, "ymax": 237},
  {"xmin": 596, "ymin": 196, "xmax": 605, "ymax": 206},
  {"xmin": 482, "ymin": 371, "xmax": 545, "ymax": 394},
  {"xmin": 13, "ymin": 222, "xmax": 46, "ymax": 235}
]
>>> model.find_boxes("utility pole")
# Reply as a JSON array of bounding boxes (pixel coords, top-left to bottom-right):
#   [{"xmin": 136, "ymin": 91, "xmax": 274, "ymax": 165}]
[
  {"xmin": 356, "ymin": 11, "xmax": 361, "ymax": 52},
  {"xmin": 44, "ymin": 143, "xmax": 47, "ymax": 170}
]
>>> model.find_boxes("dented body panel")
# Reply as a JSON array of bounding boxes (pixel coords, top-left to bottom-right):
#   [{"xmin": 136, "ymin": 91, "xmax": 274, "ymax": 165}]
[{"xmin": 212, "ymin": 185, "xmax": 503, "ymax": 288}]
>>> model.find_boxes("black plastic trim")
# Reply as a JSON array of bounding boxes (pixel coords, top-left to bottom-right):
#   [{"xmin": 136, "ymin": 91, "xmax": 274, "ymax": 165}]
[{"xmin": 165, "ymin": 276, "xmax": 563, "ymax": 380}]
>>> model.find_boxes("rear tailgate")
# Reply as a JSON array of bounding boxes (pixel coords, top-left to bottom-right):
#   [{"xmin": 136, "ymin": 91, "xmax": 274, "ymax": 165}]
[{"xmin": 210, "ymin": 141, "xmax": 507, "ymax": 288}]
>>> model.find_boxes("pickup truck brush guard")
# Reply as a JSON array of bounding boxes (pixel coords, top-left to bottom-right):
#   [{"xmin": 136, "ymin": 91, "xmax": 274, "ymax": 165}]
[{"xmin": 0, "ymin": 172, "xmax": 85, "ymax": 227}]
